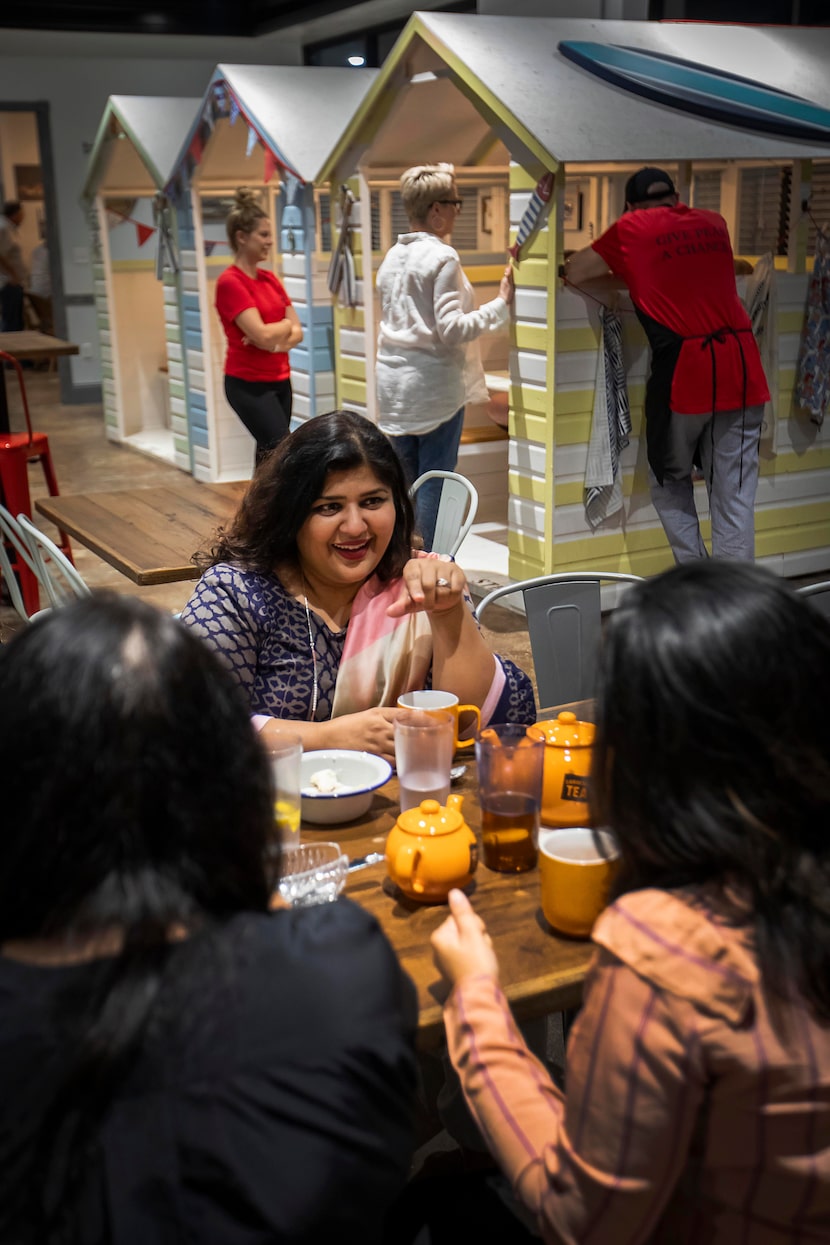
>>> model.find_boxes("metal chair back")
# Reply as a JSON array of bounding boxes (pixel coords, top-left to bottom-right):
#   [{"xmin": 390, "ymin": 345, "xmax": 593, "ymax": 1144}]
[
  {"xmin": 16, "ymin": 514, "xmax": 91, "ymax": 609},
  {"xmin": 0, "ymin": 503, "xmax": 39, "ymax": 622},
  {"xmin": 474, "ymin": 572, "xmax": 643, "ymax": 708},
  {"xmin": 409, "ymin": 470, "xmax": 479, "ymax": 558},
  {"xmin": 798, "ymin": 580, "xmax": 830, "ymax": 622}
]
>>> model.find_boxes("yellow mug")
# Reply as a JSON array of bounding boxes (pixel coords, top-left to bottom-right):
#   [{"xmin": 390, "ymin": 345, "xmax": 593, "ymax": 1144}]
[
  {"xmin": 539, "ymin": 827, "xmax": 619, "ymax": 938},
  {"xmin": 397, "ymin": 690, "xmax": 481, "ymax": 749}
]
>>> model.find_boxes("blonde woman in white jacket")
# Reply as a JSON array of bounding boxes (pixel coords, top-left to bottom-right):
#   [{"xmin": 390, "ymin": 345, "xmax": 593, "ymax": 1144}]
[{"xmin": 376, "ymin": 164, "xmax": 513, "ymax": 548}]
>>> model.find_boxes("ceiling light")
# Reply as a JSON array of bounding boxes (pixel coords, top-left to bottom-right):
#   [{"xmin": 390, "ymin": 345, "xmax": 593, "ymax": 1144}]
[{"xmin": 347, "ymin": 55, "xmax": 366, "ymax": 67}]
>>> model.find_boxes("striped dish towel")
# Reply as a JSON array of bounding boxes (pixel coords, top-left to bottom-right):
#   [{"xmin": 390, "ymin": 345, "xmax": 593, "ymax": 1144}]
[{"xmin": 584, "ymin": 307, "xmax": 631, "ymax": 528}]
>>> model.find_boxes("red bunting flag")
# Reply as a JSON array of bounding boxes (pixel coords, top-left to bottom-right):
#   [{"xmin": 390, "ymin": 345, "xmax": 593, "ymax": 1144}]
[
  {"xmin": 136, "ymin": 222, "xmax": 155, "ymax": 247},
  {"xmin": 190, "ymin": 127, "xmax": 204, "ymax": 165},
  {"xmin": 263, "ymin": 147, "xmax": 279, "ymax": 185}
]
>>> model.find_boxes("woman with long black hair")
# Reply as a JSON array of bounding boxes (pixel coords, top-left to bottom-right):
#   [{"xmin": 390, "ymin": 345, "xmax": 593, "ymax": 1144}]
[
  {"xmin": 429, "ymin": 561, "xmax": 830, "ymax": 1243},
  {"xmin": 0, "ymin": 594, "xmax": 416, "ymax": 1243}
]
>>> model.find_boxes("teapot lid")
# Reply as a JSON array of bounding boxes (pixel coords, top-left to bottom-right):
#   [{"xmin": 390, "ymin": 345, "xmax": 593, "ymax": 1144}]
[
  {"xmin": 528, "ymin": 711, "xmax": 596, "ymax": 748},
  {"xmin": 396, "ymin": 794, "xmax": 465, "ymax": 837}
]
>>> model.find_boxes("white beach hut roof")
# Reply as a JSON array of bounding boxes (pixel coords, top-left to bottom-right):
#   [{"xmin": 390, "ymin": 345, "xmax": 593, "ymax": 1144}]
[
  {"xmin": 83, "ymin": 96, "xmax": 202, "ymax": 200},
  {"xmin": 321, "ymin": 13, "xmax": 830, "ymax": 178}
]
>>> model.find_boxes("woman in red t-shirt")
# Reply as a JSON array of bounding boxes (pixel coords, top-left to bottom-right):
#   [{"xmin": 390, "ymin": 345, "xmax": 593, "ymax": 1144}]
[{"xmin": 215, "ymin": 188, "xmax": 303, "ymax": 465}]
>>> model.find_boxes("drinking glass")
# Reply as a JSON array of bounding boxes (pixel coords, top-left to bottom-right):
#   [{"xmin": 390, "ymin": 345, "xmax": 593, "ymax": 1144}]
[
  {"xmin": 264, "ymin": 731, "xmax": 302, "ymax": 847},
  {"xmin": 394, "ymin": 710, "xmax": 455, "ymax": 813},
  {"xmin": 476, "ymin": 724, "xmax": 544, "ymax": 873}
]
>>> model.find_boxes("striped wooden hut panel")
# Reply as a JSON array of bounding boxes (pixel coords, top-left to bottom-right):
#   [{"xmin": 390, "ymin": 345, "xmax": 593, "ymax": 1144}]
[
  {"xmin": 507, "ymin": 164, "xmax": 556, "ymax": 582},
  {"xmin": 161, "ymin": 264, "xmax": 190, "ymax": 473},
  {"xmin": 181, "ymin": 240, "xmax": 215, "ymax": 480},
  {"xmin": 90, "ymin": 206, "xmax": 122, "ymax": 437},
  {"xmin": 332, "ymin": 185, "xmax": 369, "ymax": 419},
  {"xmin": 281, "ymin": 185, "xmax": 336, "ymax": 426}
]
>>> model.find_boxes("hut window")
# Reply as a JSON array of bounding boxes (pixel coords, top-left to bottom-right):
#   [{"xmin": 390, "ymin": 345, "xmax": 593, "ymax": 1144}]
[
  {"xmin": 317, "ymin": 192, "xmax": 332, "ymax": 252},
  {"xmin": 807, "ymin": 162, "xmax": 830, "ymax": 256},
  {"xmin": 738, "ymin": 166, "xmax": 790, "ymax": 256},
  {"xmin": 691, "ymin": 171, "xmax": 721, "ymax": 214}
]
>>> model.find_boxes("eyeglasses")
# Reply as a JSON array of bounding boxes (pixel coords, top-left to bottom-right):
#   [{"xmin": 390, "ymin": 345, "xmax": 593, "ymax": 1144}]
[{"xmin": 434, "ymin": 198, "xmax": 463, "ymax": 211}]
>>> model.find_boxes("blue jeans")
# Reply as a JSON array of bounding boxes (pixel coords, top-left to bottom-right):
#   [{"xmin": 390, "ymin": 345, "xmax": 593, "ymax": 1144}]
[{"xmin": 391, "ymin": 407, "xmax": 465, "ymax": 550}]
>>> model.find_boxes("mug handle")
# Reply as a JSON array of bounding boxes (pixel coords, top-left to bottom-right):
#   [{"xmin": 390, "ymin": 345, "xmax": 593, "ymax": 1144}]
[{"xmin": 456, "ymin": 705, "xmax": 481, "ymax": 749}]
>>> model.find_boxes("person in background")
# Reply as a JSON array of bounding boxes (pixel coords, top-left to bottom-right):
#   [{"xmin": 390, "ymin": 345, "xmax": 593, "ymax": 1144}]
[
  {"xmin": 565, "ymin": 167, "xmax": 770, "ymax": 564},
  {"xmin": 375, "ymin": 163, "xmax": 514, "ymax": 549},
  {"xmin": 0, "ymin": 593, "xmax": 417, "ymax": 1244},
  {"xmin": 0, "ymin": 200, "xmax": 26, "ymax": 332},
  {"xmin": 429, "ymin": 561, "xmax": 830, "ymax": 1243},
  {"xmin": 181, "ymin": 410, "xmax": 536, "ymax": 764},
  {"xmin": 27, "ymin": 226, "xmax": 53, "ymax": 337},
  {"xmin": 215, "ymin": 187, "xmax": 303, "ymax": 466}
]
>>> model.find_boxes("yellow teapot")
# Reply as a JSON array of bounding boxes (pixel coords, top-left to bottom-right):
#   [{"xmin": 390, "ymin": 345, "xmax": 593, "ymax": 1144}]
[
  {"xmin": 385, "ymin": 793, "xmax": 478, "ymax": 904},
  {"xmin": 526, "ymin": 711, "xmax": 596, "ymax": 827}
]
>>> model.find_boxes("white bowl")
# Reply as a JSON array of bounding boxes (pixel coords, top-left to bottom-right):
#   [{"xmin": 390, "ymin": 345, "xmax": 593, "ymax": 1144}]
[{"xmin": 300, "ymin": 749, "xmax": 393, "ymax": 826}]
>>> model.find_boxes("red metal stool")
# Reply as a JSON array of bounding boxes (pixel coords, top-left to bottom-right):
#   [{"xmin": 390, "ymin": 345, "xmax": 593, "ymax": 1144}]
[{"xmin": 0, "ymin": 350, "xmax": 74, "ymax": 615}]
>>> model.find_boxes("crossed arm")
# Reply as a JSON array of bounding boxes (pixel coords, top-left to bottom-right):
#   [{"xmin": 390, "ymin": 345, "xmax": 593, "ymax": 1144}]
[{"xmin": 236, "ymin": 304, "xmax": 303, "ymax": 352}]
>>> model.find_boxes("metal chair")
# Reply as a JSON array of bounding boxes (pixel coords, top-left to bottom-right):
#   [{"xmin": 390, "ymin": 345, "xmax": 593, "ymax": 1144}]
[
  {"xmin": 474, "ymin": 572, "xmax": 644, "ymax": 709},
  {"xmin": 0, "ymin": 504, "xmax": 40, "ymax": 622},
  {"xmin": 0, "ymin": 351, "xmax": 73, "ymax": 615},
  {"xmin": 408, "ymin": 470, "xmax": 479, "ymax": 558},
  {"xmin": 16, "ymin": 513, "xmax": 91, "ymax": 609},
  {"xmin": 798, "ymin": 580, "xmax": 830, "ymax": 621}
]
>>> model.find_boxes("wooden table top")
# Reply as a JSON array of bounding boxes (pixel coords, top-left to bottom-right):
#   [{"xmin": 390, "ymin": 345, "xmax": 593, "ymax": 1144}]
[
  {"xmin": 0, "ymin": 330, "xmax": 79, "ymax": 360},
  {"xmin": 303, "ymin": 766, "xmax": 595, "ymax": 1049},
  {"xmin": 36, "ymin": 480, "xmax": 246, "ymax": 585}
]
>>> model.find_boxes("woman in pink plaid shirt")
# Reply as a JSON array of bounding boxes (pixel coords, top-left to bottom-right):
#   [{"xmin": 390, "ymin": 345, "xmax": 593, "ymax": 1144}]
[{"xmin": 431, "ymin": 561, "xmax": 830, "ymax": 1245}]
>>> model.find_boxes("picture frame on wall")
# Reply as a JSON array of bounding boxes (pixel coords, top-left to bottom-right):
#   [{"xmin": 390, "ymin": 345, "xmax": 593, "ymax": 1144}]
[
  {"xmin": 15, "ymin": 164, "xmax": 44, "ymax": 202},
  {"xmin": 563, "ymin": 182, "xmax": 584, "ymax": 234}
]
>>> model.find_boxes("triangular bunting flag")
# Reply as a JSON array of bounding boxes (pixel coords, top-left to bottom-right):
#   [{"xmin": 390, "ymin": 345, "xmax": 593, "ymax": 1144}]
[
  {"xmin": 136, "ymin": 222, "xmax": 155, "ymax": 247},
  {"xmin": 229, "ymin": 95, "xmax": 240, "ymax": 126},
  {"xmin": 263, "ymin": 147, "xmax": 279, "ymax": 185},
  {"xmin": 204, "ymin": 240, "xmax": 219, "ymax": 256},
  {"xmin": 190, "ymin": 128, "xmax": 204, "ymax": 165},
  {"xmin": 246, "ymin": 125, "xmax": 258, "ymax": 158}
]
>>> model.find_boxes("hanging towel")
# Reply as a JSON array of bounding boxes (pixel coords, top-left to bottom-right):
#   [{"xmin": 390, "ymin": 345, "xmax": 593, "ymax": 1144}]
[
  {"xmin": 584, "ymin": 307, "xmax": 631, "ymax": 529},
  {"xmin": 796, "ymin": 231, "xmax": 830, "ymax": 427},
  {"xmin": 743, "ymin": 251, "xmax": 778, "ymax": 448},
  {"xmin": 327, "ymin": 185, "xmax": 358, "ymax": 308}
]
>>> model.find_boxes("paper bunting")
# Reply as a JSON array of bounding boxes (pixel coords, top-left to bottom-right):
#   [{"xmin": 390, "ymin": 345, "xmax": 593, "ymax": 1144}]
[
  {"xmin": 229, "ymin": 95, "xmax": 240, "ymax": 126},
  {"xmin": 263, "ymin": 147, "xmax": 279, "ymax": 185},
  {"xmin": 136, "ymin": 222, "xmax": 155, "ymax": 247},
  {"xmin": 246, "ymin": 125, "xmax": 258, "ymax": 158}
]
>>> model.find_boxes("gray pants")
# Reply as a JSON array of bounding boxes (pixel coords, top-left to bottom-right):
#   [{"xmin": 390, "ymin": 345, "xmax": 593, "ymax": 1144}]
[{"xmin": 648, "ymin": 405, "xmax": 764, "ymax": 563}]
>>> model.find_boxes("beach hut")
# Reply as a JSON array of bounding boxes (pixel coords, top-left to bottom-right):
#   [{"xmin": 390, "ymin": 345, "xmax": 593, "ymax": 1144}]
[
  {"xmin": 83, "ymin": 96, "xmax": 202, "ymax": 470},
  {"xmin": 163, "ymin": 64, "xmax": 378, "ymax": 483},
  {"xmin": 318, "ymin": 14, "xmax": 830, "ymax": 581}
]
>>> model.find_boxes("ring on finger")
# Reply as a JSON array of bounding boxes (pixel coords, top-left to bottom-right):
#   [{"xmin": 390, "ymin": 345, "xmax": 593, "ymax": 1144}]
[{"xmin": 436, "ymin": 577, "xmax": 450, "ymax": 588}]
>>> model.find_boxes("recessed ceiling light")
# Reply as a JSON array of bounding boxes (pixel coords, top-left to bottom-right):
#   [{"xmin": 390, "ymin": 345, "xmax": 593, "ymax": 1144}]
[{"xmin": 347, "ymin": 55, "xmax": 366, "ymax": 67}]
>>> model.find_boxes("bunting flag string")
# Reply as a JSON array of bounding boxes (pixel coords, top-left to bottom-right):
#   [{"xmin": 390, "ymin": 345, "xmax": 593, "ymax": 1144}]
[
  {"xmin": 229, "ymin": 95, "xmax": 240, "ymax": 126},
  {"xmin": 105, "ymin": 206, "xmax": 157, "ymax": 250},
  {"xmin": 263, "ymin": 147, "xmax": 279, "ymax": 185},
  {"xmin": 245, "ymin": 124, "xmax": 259, "ymax": 158}
]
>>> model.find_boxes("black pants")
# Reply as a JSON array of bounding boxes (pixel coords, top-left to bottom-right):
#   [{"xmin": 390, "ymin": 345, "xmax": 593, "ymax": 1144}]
[
  {"xmin": 0, "ymin": 283, "xmax": 24, "ymax": 332},
  {"xmin": 224, "ymin": 375, "xmax": 292, "ymax": 467}
]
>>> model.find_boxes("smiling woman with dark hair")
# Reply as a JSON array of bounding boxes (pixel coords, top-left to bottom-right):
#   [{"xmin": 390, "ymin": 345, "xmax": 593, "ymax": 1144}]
[
  {"xmin": 427, "ymin": 561, "xmax": 830, "ymax": 1244},
  {"xmin": 0, "ymin": 594, "xmax": 417, "ymax": 1244},
  {"xmin": 182, "ymin": 409, "xmax": 535, "ymax": 762}
]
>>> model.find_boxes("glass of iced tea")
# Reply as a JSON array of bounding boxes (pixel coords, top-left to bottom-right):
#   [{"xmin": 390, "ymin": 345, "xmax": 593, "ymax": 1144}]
[
  {"xmin": 263, "ymin": 731, "xmax": 302, "ymax": 847},
  {"xmin": 476, "ymin": 724, "xmax": 545, "ymax": 873}
]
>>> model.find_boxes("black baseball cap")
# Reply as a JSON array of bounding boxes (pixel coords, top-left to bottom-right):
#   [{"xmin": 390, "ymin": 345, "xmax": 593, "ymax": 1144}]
[{"xmin": 624, "ymin": 167, "xmax": 676, "ymax": 206}]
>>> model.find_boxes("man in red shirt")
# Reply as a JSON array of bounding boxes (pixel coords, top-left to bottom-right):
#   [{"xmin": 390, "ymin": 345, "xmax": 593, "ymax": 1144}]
[{"xmin": 566, "ymin": 167, "xmax": 770, "ymax": 563}]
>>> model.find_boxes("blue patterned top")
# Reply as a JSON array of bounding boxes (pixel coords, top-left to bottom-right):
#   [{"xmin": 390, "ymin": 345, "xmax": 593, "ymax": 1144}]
[{"xmin": 181, "ymin": 564, "xmax": 536, "ymax": 725}]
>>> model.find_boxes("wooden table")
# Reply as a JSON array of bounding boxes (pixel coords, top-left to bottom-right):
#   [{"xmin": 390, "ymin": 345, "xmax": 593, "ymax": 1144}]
[
  {"xmin": 36, "ymin": 480, "xmax": 247, "ymax": 585},
  {"xmin": 0, "ymin": 331, "xmax": 79, "ymax": 434},
  {"xmin": 303, "ymin": 766, "xmax": 595, "ymax": 1049}
]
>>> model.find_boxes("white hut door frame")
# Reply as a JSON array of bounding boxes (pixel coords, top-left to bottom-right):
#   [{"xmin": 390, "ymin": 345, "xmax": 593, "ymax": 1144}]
[
  {"xmin": 190, "ymin": 188, "xmax": 221, "ymax": 482},
  {"xmin": 358, "ymin": 166, "xmax": 377, "ymax": 423}
]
